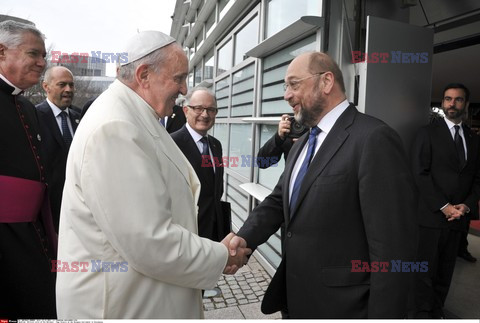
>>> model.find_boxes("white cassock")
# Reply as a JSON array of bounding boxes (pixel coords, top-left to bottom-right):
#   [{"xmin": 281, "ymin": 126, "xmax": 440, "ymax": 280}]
[{"xmin": 56, "ymin": 80, "xmax": 228, "ymax": 319}]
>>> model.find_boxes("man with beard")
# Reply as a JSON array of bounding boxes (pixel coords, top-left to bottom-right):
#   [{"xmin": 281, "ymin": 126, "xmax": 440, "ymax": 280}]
[
  {"xmin": 36, "ymin": 66, "xmax": 81, "ymax": 232},
  {"xmin": 0, "ymin": 20, "xmax": 57, "ymax": 318},
  {"xmin": 411, "ymin": 83, "xmax": 480, "ymax": 318},
  {"xmin": 228, "ymin": 51, "xmax": 418, "ymax": 318}
]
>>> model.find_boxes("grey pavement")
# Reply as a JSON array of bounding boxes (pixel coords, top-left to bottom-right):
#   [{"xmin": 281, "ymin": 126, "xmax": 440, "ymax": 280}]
[
  {"xmin": 203, "ymin": 255, "xmax": 281, "ymax": 319},
  {"xmin": 203, "ymin": 233, "xmax": 480, "ymax": 319}
]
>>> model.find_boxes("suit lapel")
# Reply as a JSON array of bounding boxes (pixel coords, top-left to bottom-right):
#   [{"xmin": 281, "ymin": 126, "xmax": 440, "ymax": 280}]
[
  {"xmin": 41, "ymin": 103, "xmax": 67, "ymax": 150},
  {"xmin": 69, "ymin": 110, "xmax": 80, "ymax": 133},
  {"xmin": 462, "ymin": 124, "xmax": 477, "ymax": 170},
  {"xmin": 288, "ymin": 105, "xmax": 355, "ymax": 221}
]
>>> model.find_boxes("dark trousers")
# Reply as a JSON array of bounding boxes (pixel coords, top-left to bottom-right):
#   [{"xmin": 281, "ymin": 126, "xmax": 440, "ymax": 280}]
[
  {"xmin": 414, "ymin": 226, "xmax": 461, "ymax": 316},
  {"xmin": 458, "ymin": 219, "xmax": 471, "ymax": 254}
]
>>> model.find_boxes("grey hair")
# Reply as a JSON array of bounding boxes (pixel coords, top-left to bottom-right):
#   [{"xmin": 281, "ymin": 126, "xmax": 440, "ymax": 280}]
[
  {"xmin": 184, "ymin": 86, "xmax": 217, "ymax": 106},
  {"xmin": 0, "ymin": 20, "xmax": 45, "ymax": 48},
  {"xmin": 117, "ymin": 42, "xmax": 182, "ymax": 82}
]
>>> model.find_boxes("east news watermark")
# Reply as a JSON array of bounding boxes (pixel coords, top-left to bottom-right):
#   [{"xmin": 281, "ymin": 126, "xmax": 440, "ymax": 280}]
[
  {"xmin": 51, "ymin": 51, "xmax": 128, "ymax": 64},
  {"xmin": 351, "ymin": 51, "xmax": 429, "ymax": 64}
]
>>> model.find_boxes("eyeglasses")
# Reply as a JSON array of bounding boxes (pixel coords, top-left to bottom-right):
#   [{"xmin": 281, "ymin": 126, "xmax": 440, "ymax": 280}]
[
  {"xmin": 283, "ymin": 72, "xmax": 326, "ymax": 92},
  {"xmin": 443, "ymin": 96, "xmax": 465, "ymax": 104},
  {"xmin": 187, "ymin": 105, "xmax": 219, "ymax": 115}
]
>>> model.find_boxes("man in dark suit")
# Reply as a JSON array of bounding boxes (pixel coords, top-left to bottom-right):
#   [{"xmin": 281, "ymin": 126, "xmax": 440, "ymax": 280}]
[
  {"xmin": 171, "ymin": 87, "xmax": 229, "ymax": 242},
  {"xmin": 163, "ymin": 104, "xmax": 187, "ymax": 133},
  {"xmin": 411, "ymin": 83, "xmax": 480, "ymax": 318},
  {"xmin": 36, "ymin": 66, "xmax": 80, "ymax": 232},
  {"xmin": 228, "ymin": 52, "xmax": 418, "ymax": 318}
]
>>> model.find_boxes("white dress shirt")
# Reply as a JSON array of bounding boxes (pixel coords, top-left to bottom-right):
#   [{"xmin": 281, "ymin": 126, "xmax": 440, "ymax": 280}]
[
  {"xmin": 46, "ymin": 98, "xmax": 75, "ymax": 136},
  {"xmin": 289, "ymin": 99, "xmax": 350, "ymax": 202}
]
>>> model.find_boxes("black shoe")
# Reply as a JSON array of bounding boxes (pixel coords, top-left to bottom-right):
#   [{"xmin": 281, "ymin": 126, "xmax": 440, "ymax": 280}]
[{"xmin": 458, "ymin": 251, "xmax": 477, "ymax": 263}]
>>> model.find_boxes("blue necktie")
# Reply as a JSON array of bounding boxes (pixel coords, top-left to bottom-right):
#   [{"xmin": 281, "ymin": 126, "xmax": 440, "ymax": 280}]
[
  {"xmin": 290, "ymin": 126, "xmax": 321, "ymax": 216},
  {"xmin": 159, "ymin": 118, "xmax": 166, "ymax": 127},
  {"xmin": 60, "ymin": 111, "xmax": 73, "ymax": 146}
]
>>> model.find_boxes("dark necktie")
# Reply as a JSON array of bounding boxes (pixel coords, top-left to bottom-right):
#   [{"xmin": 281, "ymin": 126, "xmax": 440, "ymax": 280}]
[
  {"xmin": 60, "ymin": 111, "xmax": 73, "ymax": 146},
  {"xmin": 290, "ymin": 126, "xmax": 321, "ymax": 216},
  {"xmin": 159, "ymin": 118, "xmax": 166, "ymax": 127},
  {"xmin": 200, "ymin": 136, "xmax": 215, "ymax": 179},
  {"xmin": 454, "ymin": 125, "xmax": 466, "ymax": 168}
]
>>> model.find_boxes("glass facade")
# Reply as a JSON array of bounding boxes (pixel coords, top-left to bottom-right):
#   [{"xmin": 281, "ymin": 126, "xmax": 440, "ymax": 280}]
[
  {"xmin": 171, "ymin": 0, "xmax": 323, "ymax": 270},
  {"xmin": 266, "ymin": 0, "xmax": 322, "ymax": 37}
]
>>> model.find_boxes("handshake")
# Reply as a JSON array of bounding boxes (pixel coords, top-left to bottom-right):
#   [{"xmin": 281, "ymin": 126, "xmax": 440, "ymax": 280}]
[{"xmin": 221, "ymin": 233, "xmax": 251, "ymax": 275}]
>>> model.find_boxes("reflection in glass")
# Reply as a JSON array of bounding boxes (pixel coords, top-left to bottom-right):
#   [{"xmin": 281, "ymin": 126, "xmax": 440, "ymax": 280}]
[
  {"xmin": 217, "ymin": 38, "xmax": 233, "ymax": 76},
  {"xmin": 229, "ymin": 124, "xmax": 252, "ymax": 178},
  {"xmin": 257, "ymin": 125, "xmax": 285, "ymax": 190},
  {"xmin": 234, "ymin": 15, "xmax": 259, "ymax": 66},
  {"xmin": 266, "ymin": 0, "xmax": 322, "ymax": 38}
]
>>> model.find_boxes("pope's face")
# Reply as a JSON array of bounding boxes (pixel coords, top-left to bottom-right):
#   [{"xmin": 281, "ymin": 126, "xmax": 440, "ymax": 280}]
[
  {"xmin": 0, "ymin": 32, "xmax": 46, "ymax": 89},
  {"xmin": 143, "ymin": 45, "xmax": 188, "ymax": 117}
]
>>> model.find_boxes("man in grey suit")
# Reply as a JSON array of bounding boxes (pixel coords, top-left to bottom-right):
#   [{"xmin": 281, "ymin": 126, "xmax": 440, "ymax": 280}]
[
  {"xmin": 229, "ymin": 51, "xmax": 418, "ymax": 318},
  {"xmin": 36, "ymin": 66, "xmax": 80, "ymax": 231}
]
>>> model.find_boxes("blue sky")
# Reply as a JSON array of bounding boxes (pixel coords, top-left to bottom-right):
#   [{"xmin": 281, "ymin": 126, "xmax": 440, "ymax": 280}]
[{"xmin": 2, "ymin": 0, "xmax": 176, "ymax": 76}]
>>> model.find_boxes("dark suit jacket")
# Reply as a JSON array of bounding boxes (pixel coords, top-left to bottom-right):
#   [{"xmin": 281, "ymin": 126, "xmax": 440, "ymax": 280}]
[
  {"xmin": 411, "ymin": 118, "xmax": 480, "ymax": 230},
  {"xmin": 166, "ymin": 105, "xmax": 187, "ymax": 134},
  {"xmin": 171, "ymin": 125, "xmax": 228, "ymax": 241},
  {"xmin": 256, "ymin": 132, "xmax": 294, "ymax": 168},
  {"xmin": 237, "ymin": 105, "xmax": 418, "ymax": 318},
  {"xmin": 36, "ymin": 101, "xmax": 81, "ymax": 231}
]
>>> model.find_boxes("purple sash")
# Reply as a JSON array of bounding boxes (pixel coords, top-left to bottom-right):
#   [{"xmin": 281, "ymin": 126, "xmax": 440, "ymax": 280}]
[{"xmin": 0, "ymin": 175, "xmax": 58, "ymax": 255}]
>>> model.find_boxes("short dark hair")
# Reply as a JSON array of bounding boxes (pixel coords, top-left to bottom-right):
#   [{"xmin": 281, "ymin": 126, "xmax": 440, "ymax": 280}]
[{"xmin": 443, "ymin": 83, "xmax": 470, "ymax": 102}]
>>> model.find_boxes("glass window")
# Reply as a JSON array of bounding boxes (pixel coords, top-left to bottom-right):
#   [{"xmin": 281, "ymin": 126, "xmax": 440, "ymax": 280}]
[
  {"xmin": 216, "ymin": 38, "xmax": 233, "ymax": 76},
  {"xmin": 215, "ymin": 77, "xmax": 230, "ymax": 118},
  {"xmin": 261, "ymin": 35, "xmax": 316, "ymax": 116},
  {"xmin": 226, "ymin": 175, "xmax": 248, "ymax": 228},
  {"xmin": 213, "ymin": 123, "xmax": 229, "ymax": 148},
  {"xmin": 194, "ymin": 65, "xmax": 202, "ymax": 86},
  {"xmin": 229, "ymin": 124, "xmax": 252, "ymax": 178},
  {"xmin": 231, "ymin": 64, "xmax": 255, "ymax": 117},
  {"xmin": 218, "ymin": 0, "xmax": 231, "ymax": 20},
  {"xmin": 195, "ymin": 32, "xmax": 204, "ymax": 52},
  {"xmin": 234, "ymin": 15, "xmax": 259, "ymax": 66},
  {"xmin": 204, "ymin": 49, "xmax": 214, "ymax": 80},
  {"xmin": 188, "ymin": 72, "xmax": 194, "ymax": 89},
  {"xmin": 257, "ymin": 125, "xmax": 285, "ymax": 190},
  {"xmin": 266, "ymin": 0, "xmax": 322, "ymax": 38},
  {"xmin": 206, "ymin": 10, "xmax": 215, "ymax": 38}
]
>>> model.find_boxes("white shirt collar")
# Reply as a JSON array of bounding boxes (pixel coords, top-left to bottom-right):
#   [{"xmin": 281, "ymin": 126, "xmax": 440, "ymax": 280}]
[
  {"xmin": 443, "ymin": 117, "xmax": 462, "ymax": 131},
  {"xmin": 0, "ymin": 74, "xmax": 23, "ymax": 95},
  {"xmin": 47, "ymin": 98, "xmax": 70, "ymax": 117},
  {"xmin": 316, "ymin": 99, "xmax": 350, "ymax": 134},
  {"xmin": 185, "ymin": 122, "xmax": 206, "ymax": 143}
]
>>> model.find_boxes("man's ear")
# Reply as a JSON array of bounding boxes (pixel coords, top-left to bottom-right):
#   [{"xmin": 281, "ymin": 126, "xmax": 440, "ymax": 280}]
[
  {"xmin": 134, "ymin": 64, "xmax": 150, "ymax": 88},
  {"xmin": 183, "ymin": 105, "xmax": 189, "ymax": 116},
  {"xmin": 0, "ymin": 44, "xmax": 7, "ymax": 60},
  {"xmin": 322, "ymin": 71, "xmax": 335, "ymax": 95},
  {"xmin": 41, "ymin": 81, "xmax": 49, "ymax": 92}
]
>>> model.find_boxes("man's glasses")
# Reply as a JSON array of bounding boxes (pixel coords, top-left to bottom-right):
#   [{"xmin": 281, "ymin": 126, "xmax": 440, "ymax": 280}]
[
  {"xmin": 283, "ymin": 72, "xmax": 326, "ymax": 92},
  {"xmin": 187, "ymin": 105, "xmax": 219, "ymax": 115}
]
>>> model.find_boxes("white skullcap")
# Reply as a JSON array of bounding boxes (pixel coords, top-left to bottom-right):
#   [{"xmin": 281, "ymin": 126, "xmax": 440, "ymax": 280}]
[{"xmin": 120, "ymin": 30, "xmax": 176, "ymax": 66}]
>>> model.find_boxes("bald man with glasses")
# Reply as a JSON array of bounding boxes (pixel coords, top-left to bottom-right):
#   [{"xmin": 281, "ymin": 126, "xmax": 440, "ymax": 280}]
[{"xmin": 171, "ymin": 87, "xmax": 230, "ymax": 243}]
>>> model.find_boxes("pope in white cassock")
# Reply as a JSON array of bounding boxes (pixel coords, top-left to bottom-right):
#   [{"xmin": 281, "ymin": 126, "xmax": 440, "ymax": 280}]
[{"xmin": 56, "ymin": 31, "xmax": 250, "ymax": 319}]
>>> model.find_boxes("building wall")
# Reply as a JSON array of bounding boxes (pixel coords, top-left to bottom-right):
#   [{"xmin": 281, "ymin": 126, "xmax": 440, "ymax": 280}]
[{"xmin": 170, "ymin": 0, "xmax": 436, "ymax": 273}]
